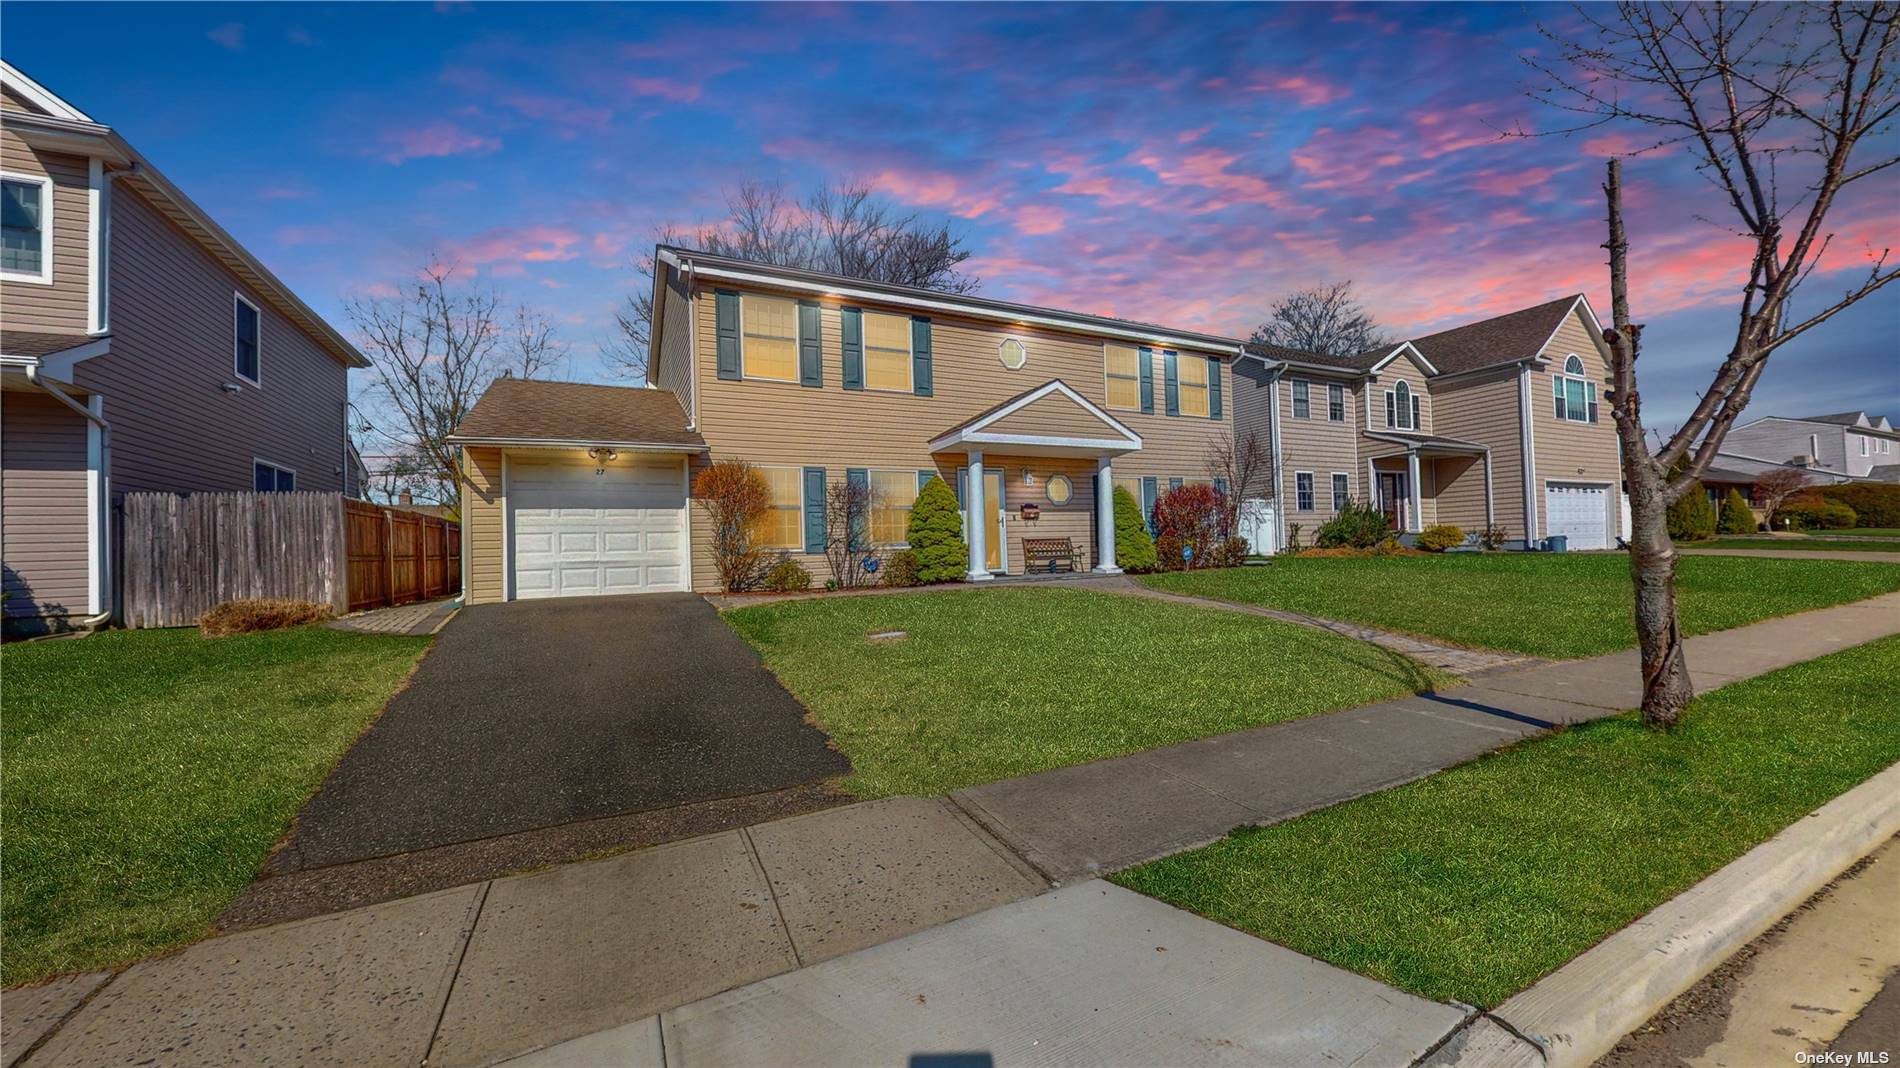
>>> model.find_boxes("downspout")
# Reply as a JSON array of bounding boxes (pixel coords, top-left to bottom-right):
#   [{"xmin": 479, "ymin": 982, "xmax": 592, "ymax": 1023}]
[
  {"xmin": 1266, "ymin": 363, "xmax": 1285, "ymax": 552},
  {"xmin": 25, "ymin": 366, "xmax": 113, "ymax": 629}
]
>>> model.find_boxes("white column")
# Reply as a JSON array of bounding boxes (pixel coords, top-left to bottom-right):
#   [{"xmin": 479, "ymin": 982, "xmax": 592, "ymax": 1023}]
[
  {"xmin": 965, "ymin": 450, "xmax": 992, "ymax": 581},
  {"xmin": 1094, "ymin": 456, "xmax": 1121, "ymax": 573},
  {"xmin": 1407, "ymin": 449, "xmax": 1424, "ymax": 534}
]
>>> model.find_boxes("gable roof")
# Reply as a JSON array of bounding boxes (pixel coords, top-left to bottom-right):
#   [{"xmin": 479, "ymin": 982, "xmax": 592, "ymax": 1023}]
[
  {"xmin": 0, "ymin": 61, "xmax": 367, "ymax": 369},
  {"xmin": 448, "ymin": 378, "xmax": 706, "ymax": 450},
  {"xmin": 1806, "ymin": 411, "xmax": 1877, "ymax": 427},
  {"xmin": 1242, "ymin": 340, "xmax": 1371, "ymax": 374},
  {"xmin": 1406, "ymin": 294, "xmax": 1590, "ymax": 376},
  {"xmin": 927, "ymin": 378, "xmax": 1140, "ymax": 453}
]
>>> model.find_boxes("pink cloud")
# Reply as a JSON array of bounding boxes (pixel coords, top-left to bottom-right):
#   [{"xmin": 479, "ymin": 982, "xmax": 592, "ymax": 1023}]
[
  {"xmin": 868, "ymin": 167, "xmax": 1001, "ymax": 219},
  {"xmin": 373, "ymin": 122, "xmax": 501, "ymax": 164},
  {"xmin": 1011, "ymin": 204, "xmax": 1066, "ymax": 236},
  {"xmin": 447, "ymin": 225, "xmax": 585, "ymax": 265},
  {"xmin": 627, "ymin": 76, "xmax": 701, "ymax": 103},
  {"xmin": 500, "ymin": 93, "xmax": 613, "ymax": 131},
  {"xmin": 1138, "ymin": 147, "xmax": 1291, "ymax": 211},
  {"xmin": 1256, "ymin": 74, "xmax": 1350, "ymax": 107},
  {"xmin": 1469, "ymin": 167, "xmax": 1562, "ymax": 197},
  {"xmin": 1579, "ymin": 131, "xmax": 1677, "ymax": 158},
  {"xmin": 207, "ymin": 22, "xmax": 244, "ymax": 51}
]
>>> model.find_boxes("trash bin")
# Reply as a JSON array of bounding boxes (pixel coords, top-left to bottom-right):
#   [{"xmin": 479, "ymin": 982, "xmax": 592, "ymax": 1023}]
[{"xmin": 1546, "ymin": 535, "xmax": 1569, "ymax": 553}]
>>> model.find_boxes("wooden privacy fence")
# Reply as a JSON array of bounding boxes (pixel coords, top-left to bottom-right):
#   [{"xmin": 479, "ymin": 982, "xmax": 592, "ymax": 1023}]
[
  {"xmin": 120, "ymin": 492, "xmax": 459, "ymax": 628},
  {"xmin": 344, "ymin": 499, "xmax": 461, "ymax": 612}
]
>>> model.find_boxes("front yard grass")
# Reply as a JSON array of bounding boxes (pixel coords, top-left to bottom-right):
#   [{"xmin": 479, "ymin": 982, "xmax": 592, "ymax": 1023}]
[
  {"xmin": 1112, "ymin": 634, "xmax": 1900, "ymax": 1008},
  {"xmin": 1696, "ymin": 537, "xmax": 1900, "ymax": 552},
  {"xmin": 724, "ymin": 586, "xmax": 1454, "ymax": 798},
  {"xmin": 1141, "ymin": 553, "xmax": 1900, "ymax": 658},
  {"xmin": 2, "ymin": 625, "xmax": 432, "ymax": 987}
]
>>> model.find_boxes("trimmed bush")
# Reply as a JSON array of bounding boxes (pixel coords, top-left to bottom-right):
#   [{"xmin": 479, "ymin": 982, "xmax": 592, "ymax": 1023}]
[
  {"xmin": 1112, "ymin": 486, "xmax": 1159, "ymax": 573},
  {"xmin": 1781, "ymin": 494, "xmax": 1858, "ymax": 530},
  {"xmin": 1816, "ymin": 483, "xmax": 1900, "ymax": 528},
  {"xmin": 1416, "ymin": 524, "xmax": 1466, "ymax": 552},
  {"xmin": 881, "ymin": 549, "xmax": 922, "ymax": 588},
  {"xmin": 1315, "ymin": 500, "xmax": 1392, "ymax": 549},
  {"xmin": 199, "ymin": 599, "xmax": 333, "ymax": 637},
  {"xmin": 1717, "ymin": 489, "xmax": 1757, "ymax": 534},
  {"xmin": 1666, "ymin": 485, "xmax": 1718, "ymax": 541},
  {"xmin": 1206, "ymin": 536, "xmax": 1250, "ymax": 569},
  {"xmin": 905, "ymin": 476, "xmax": 969, "ymax": 583},
  {"xmin": 762, "ymin": 558, "xmax": 813, "ymax": 592},
  {"xmin": 1478, "ymin": 524, "xmax": 1508, "ymax": 551}
]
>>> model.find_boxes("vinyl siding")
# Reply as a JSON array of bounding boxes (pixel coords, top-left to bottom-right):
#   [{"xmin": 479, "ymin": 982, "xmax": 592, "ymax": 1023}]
[
  {"xmin": 985, "ymin": 391, "xmax": 1121, "ymax": 438},
  {"xmin": 1278, "ymin": 375, "xmax": 1360, "ymax": 521},
  {"xmin": 685, "ymin": 282, "xmax": 1231, "ymax": 590},
  {"xmin": 1, "ymin": 390, "xmax": 89, "ymax": 620},
  {"xmin": 0, "ymin": 127, "xmax": 90, "ymax": 333},
  {"xmin": 1, "ymin": 85, "xmax": 35, "ymax": 112},
  {"xmin": 653, "ymin": 264, "xmax": 694, "ymax": 426},
  {"xmin": 460, "ymin": 446, "xmax": 504, "ymax": 604},
  {"xmin": 1531, "ymin": 306, "xmax": 1619, "ymax": 538},
  {"xmin": 1364, "ymin": 357, "xmax": 1434, "ymax": 436},
  {"xmin": 1432, "ymin": 366, "xmax": 1523, "ymax": 540},
  {"xmin": 1726, "ymin": 419, "xmax": 1847, "ymax": 474},
  {"xmin": 72, "ymin": 185, "xmax": 351, "ymax": 493}
]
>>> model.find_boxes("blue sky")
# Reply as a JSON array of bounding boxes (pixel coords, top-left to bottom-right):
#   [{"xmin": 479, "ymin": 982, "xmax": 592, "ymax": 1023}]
[{"xmin": 6, "ymin": 1, "xmax": 1895, "ymax": 425}]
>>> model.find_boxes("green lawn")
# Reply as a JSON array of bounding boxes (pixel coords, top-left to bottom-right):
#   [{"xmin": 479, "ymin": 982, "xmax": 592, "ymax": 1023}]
[
  {"xmin": 1140, "ymin": 554, "xmax": 1900, "ymax": 658},
  {"xmin": 1113, "ymin": 635, "xmax": 1900, "ymax": 1008},
  {"xmin": 1696, "ymin": 537, "xmax": 1900, "ymax": 552},
  {"xmin": 1815, "ymin": 527, "xmax": 1900, "ymax": 538},
  {"xmin": 725, "ymin": 587, "xmax": 1455, "ymax": 798},
  {"xmin": 3, "ymin": 625, "xmax": 432, "ymax": 986}
]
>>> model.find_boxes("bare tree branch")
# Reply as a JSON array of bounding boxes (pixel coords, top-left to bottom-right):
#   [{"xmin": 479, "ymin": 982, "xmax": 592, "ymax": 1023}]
[{"xmin": 1249, "ymin": 281, "xmax": 1389, "ymax": 358}]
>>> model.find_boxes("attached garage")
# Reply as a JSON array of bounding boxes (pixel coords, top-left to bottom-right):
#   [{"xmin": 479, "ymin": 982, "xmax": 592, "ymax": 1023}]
[
  {"xmin": 1545, "ymin": 481, "xmax": 1611, "ymax": 550},
  {"xmin": 448, "ymin": 378, "xmax": 708, "ymax": 605}
]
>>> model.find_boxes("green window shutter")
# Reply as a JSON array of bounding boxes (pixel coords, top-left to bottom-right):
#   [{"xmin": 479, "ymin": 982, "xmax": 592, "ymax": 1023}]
[
  {"xmin": 917, "ymin": 470, "xmax": 936, "ymax": 494},
  {"xmin": 841, "ymin": 307, "xmax": 864, "ymax": 391},
  {"xmin": 802, "ymin": 467, "xmax": 827, "ymax": 554},
  {"xmin": 1214, "ymin": 476, "xmax": 1228, "ymax": 496},
  {"xmin": 715, "ymin": 290, "xmax": 741, "ymax": 381},
  {"xmin": 1587, "ymin": 382, "xmax": 1599, "ymax": 424},
  {"xmin": 1164, "ymin": 350, "xmax": 1180, "ymax": 416},
  {"xmin": 1169, "ymin": 476, "xmax": 1184, "ymax": 491},
  {"xmin": 847, "ymin": 468, "xmax": 869, "ymax": 550},
  {"xmin": 1209, "ymin": 357, "xmax": 1223, "ymax": 419},
  {"xmin": 1138, "ymin": 347, "xmax": 1154, "ymax": 414},
  {"xmin": 1553, "ymin": 377, "xmax": 1564, "ymax": 420},
  {"xmin": 1140, "ymin": 477, "xmax": 1158, "ymax": 535},
  {"xmin": 798, "ymin": 301, "xmax": 823, "ymax": 388},
  {"xmin": 911, "ymin": 317, "xmax": 933, "ymax": 397}
]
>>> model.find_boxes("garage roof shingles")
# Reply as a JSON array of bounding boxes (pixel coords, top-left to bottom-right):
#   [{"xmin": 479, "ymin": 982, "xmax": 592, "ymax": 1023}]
[{"xmin": 452, "ymin": 378, "xmax": 705, "ymax": 449}]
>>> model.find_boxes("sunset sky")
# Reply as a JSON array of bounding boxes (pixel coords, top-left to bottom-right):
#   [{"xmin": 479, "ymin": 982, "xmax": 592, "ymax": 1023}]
[{"xmin": 6, "ymin": 2, "xmax": 1895, "ymax": 424}]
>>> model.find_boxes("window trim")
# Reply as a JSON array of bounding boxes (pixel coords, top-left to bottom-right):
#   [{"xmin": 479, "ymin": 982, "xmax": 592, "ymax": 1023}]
[
  {"xmin": 233, "ymin": 291, "xmax": 262, "ymax": 387},
  {"xmin": 738, "ymin": 292, "xmax": 800, "ymax": 385},
  {"xmin": 1553, "ymin": 354, "xmax": 1594, "ymax": 424},
  {"xmin": 1176, "ymin": 352, "xmax": 1211, "ymax": 418},
  {"xmin": 753, "ymin": 463, "xmax": 807, "ymax": 551},
  {"xmin": 1, "ymin": 171, "xmax": 53, "ymax": 284},
  {"xmin": 1386, "ymin": 380, "xmax": 1418, "ymax": 431},
  {"xmin": 252, "ymin": 457, "xmax": 297, "ymax": 492},
  {"xmin": 1102, "ymin": 341, "xmax": 1142, "ymax": 413},
  {"xmin": 868, "ymin": 467, "xmax": 919, "ymax": 548},
  {"xmin": 1045, "ymin": 472, "xmax": 1074, "ymax": 506},
  {"xmin": 1860, "ymin": 435, "xmax": 1869, "ymax": 457},
  {"xmin": 1328, "ymin": 382, "xmax": 1345, "ymax": 422},
  {"xmin": 1330, "ymin": 472, "xmax": 1350, "ymax": 511},
  {"xmin": 859, "ymin": 308, "xmax": 916, "ymax": 394},
  {"xmin": 1294, "ymin": 470, "xmax": 1315, "ymax": 512},
  {"xmin": 1291, "ymin": 379, "xmax": 1311, "ymax": 419},
  {"xmin": 998, "ymin": 336, "xmax": 1028, "ymax": 371}
]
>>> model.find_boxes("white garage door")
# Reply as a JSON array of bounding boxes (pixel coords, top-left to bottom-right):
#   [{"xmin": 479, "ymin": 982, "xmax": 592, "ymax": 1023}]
[
  {"xmin": 509, "ymin": 454, "xmax": 687, "ymax": 598},
  {"xmin": 1545, "ymin": 482, "xmax": 1609, "ymax": 550}
]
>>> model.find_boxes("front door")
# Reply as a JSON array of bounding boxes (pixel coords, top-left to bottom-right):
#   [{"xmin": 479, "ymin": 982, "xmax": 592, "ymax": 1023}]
[
  {"xmin": 958, "ymin": 467, "xmax": 1007, "ymax": 572},
  {"xmin": 1378, "ymin": 471, "xmax": 1406, "ymax": 530}
]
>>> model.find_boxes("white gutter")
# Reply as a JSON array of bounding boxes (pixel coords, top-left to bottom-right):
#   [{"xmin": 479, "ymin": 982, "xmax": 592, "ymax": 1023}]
[
  {"xmin": 24, "ymin": 366, "xmax": 112, "ymax": 627},
  {"xmin": 444, "ymin": 435, "xmax": 709, "ymax": 452}
]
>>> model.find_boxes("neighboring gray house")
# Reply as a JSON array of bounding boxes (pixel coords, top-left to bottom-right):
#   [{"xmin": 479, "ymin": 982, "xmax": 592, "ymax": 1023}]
[
  {"xmin": 1, "ymin": 62, "xmax": 368, "ymax": 632},
  {"xmin": 1720, "ymin": 411, "xmax": 1900, "ymax": 484}
]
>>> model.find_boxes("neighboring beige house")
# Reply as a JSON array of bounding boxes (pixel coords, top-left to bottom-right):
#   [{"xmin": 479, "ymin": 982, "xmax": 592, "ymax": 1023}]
[
  {"xmin": 450, "ymin": 246, "xmax": 1243, "ymax": 599},
  {"xmin": 1237, "ymin": 295, "xmax": 1621, "ymax": 550},
  {"xmin": 1, "ymin": 63, "xmax": 367, "ymax": 632}
]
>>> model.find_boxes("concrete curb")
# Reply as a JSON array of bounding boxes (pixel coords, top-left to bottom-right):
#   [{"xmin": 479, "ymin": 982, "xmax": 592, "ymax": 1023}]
[{"xmin": 1427, "ymin": 761, "xmax": 1900, "ymax": 1067}]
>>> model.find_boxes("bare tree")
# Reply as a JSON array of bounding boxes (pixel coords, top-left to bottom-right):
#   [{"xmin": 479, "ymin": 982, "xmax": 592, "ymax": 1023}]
[
  {"xmin": 1752, "ymin": 467, "xmax": 1815, "ymax": 527},
  {"xmin": 1205, "ymin": 427, "xmax": 1275, "ymax": 537},
  {"xmin": 1250, "ymin": 281, "xmax": 1389, "ymax": 358},
  {"xmin": 1530, "ymin": 2, "xmax": 1898, "ymax": 727},
  {"xmin": 823, "ymin": 478, "xmax": 877, "ymax": 589},
  {"xmin": 348, "ymin": 260, "xmax": 564, "ymax": 506},
  {"xmin": 603, "ymin": 180, "xmax": 981, "ymax": 378}
]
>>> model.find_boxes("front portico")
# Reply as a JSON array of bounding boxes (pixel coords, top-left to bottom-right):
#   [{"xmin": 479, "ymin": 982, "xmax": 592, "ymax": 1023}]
[
  {"xmin": 1365, "ymin": 431, "xmax": 1493, "ymax": 536},
  {"xmin": 926, "ymin": 380, "xmax": 1141, "ymax": 580}
]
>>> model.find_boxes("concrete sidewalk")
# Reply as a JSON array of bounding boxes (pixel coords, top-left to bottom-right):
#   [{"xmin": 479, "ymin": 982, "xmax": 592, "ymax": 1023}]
[{"xmin": 13, "ymin": 591, "xmax": 1900, "ymax": 1067}]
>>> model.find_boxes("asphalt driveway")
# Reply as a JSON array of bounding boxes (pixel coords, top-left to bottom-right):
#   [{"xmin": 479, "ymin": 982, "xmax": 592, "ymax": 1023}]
[{"xmin": 281, "ymin": 594, "xmax": 849, "ymax": 869}]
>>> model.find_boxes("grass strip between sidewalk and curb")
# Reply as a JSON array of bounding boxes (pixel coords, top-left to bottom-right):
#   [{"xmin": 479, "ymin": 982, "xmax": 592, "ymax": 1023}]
[
  {"xmin": 1693, "ymin": 538, "xmax": 1900, "ymax": 553},
  {"xmin": 1112, "ymin": 634, "xmax": 1900, "ymax": 1009},
  {"xmin": 3, "ymin": 625, "xmax": 433, "ymax": 987},
  {"xmin": 1140, "ymin": 554, "xmax": 1900, "ymax": 658},
  {"xmin": 725, "ymin": 585, "xmax": 1457, "ymax": 798}
]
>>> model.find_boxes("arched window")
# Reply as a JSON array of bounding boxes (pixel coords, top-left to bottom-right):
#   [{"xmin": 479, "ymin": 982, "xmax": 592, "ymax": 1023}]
[
  {"xmin": 1565, "ymin": 354, "xmax": 1585, "ymax": 375},
  {"xmin": 1394, "ymin": 381, "xmax": 1412, "ymax": 429},
  {"xmin": 1554, "ymin": 354, "xmax": 1596, "ymax": 423}
]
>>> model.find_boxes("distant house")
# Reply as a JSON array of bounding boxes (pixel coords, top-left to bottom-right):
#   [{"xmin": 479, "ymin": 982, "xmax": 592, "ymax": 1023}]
[
  {"xmin": 1719, "ymin": 411, "xmax": 1900, "ymax": 484},
  {"xmin": 1, "ymin": 62, "xmax": 367, "ymax": 632}
]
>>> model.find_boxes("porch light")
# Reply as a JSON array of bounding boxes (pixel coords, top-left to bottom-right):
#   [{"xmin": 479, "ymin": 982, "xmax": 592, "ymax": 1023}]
[{"xmin": 587, "ymin": 446, "xmax": 618, "ymax": 474}]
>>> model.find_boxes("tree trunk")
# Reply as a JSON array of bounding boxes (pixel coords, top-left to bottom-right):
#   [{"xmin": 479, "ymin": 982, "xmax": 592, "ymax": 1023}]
[{"xmin": 1623, "ymin": 457, "xmax": 1694, "ymax": 727}]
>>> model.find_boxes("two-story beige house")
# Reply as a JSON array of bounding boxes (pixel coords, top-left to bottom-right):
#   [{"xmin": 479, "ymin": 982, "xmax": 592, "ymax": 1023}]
[
  {"xmin": 1236, "ymin": 295, "xmax": 1620, "ymax": 550},
  {"xmin": 451, "ymin": 246, "xmax": 1243, "ymax": 599},
  {"xmin": 1, "ymin": 63, "xmax": 368, "ymax": 632}
]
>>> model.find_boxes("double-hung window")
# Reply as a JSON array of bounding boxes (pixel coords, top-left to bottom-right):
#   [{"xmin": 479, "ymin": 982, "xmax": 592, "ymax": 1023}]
[
  {"xmin": 869, "ymin": 470, "xmax": 916, "ymax": 546},
  {"xmin": 753, "ymin": 467, "xmax": 805, "ymax": 550},
  {"xmin": 253, "ymin": 460, "xmax": 295, "ymax": 492},
  {"xmin": 1386, "ymin": 381, "xmax": 1418, "ymax": 430},
  {"xmin": 741, "ymin": 294, "xmax": 798, "ymax": 382},
  {"xmin": 862, "ymin": 311, "xmax": 913, "ymax": 391},
  {"xmin": 1553, "ymin": 355, "xmax": 1597, "ymax": 423},
  {"xmin": 1328, "ymin": 383, "xmax": 1345, "ymax": 421},
  {"xmin": 1291, "ymin": 379, "xmax": 1311, "ymax": 419},
  {"xmin": 1178, "ymin": 354, "xmax": 1210, "ymax": 417},
  {"xmin": 1331, "ymin": 473, "xmax": 1349, "ymax": 510},
  {"xmin": 1860, "ymin": 436, "xmax": 1870, "ymax": 457},
  {"xmin": 1104, "ymin": 344, "xmax": 1141, "ymax": 411},
  {"xmin": 1295, "ymin": 472, "xmax": 1315, "ymax": 511},
  {"xmin": 1, "ymin": 174, "xmax": 50, "ymax": 282},
  {"xmin": 233, "ymin": 294, "xmax": 262, "ymax": 385}
]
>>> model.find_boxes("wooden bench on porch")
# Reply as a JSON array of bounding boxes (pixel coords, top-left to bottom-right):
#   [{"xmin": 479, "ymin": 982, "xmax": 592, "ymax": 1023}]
[{"xmin": 1022, "ymin": 537, "xmax": 1079, "ymax": 573}]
